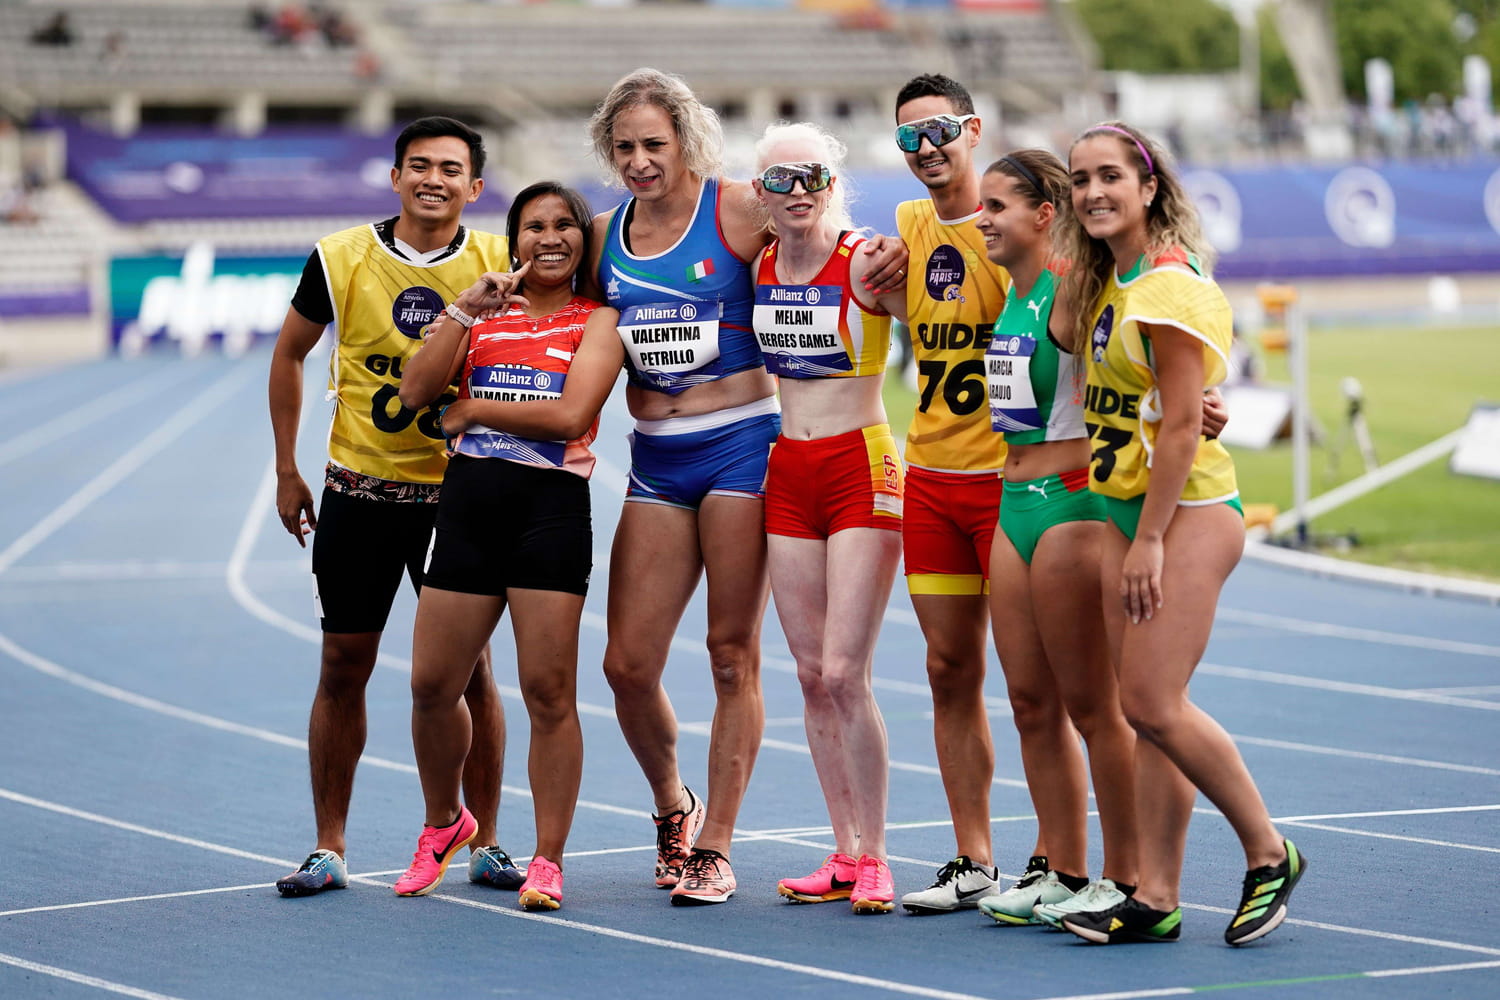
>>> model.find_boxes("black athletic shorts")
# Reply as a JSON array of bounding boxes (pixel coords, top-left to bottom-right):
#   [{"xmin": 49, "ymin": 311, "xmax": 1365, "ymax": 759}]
[
  {"xmin": 311, "ymin": 487, "xmax": 437, "ymax": 633},
  {"xmin": 422, "ymin": 455, "xmax": 593, "ymax": 597}
]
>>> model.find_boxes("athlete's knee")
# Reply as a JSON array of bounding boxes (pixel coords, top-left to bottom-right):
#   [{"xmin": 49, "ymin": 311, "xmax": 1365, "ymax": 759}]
[
  {"xmin": 602, "ymin": 646, "xmax": 661, "ymax": 700},
  {"xmin": 1060, "ymin": 689, "xmax": 1129, "ymax": 744},
  {"xmin": 926, "ymin": 651, "xmax": 984, "ymax": 702},
  {"xmin": 523, "ymin": 675, "xmax": 577, "ymax": 732},
  {"xmin": 1118, "ymin": 685, "xmax": 1181, "ymax": 745},
  {"xmin": 410, "ymin": 663, "xmax": 469, "ymax": 714},
  {"xmin": 318, "ymin": 635, "xmax": 378, "ymax": 698},
  {"xmin": 704, "ymin": 632, "xmax": 759, "ymax": 692},
  {"xmin": 819, "ymin": 659, "xmax": 873, "ymax": 713},
  {"xmin": 1008, "ymin": 681, "xmax": 1067, "ymax": 738}
]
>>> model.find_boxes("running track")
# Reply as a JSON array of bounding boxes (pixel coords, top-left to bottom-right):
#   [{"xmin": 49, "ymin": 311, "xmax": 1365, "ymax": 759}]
[{"xmin": 1, "ymin": 350, "xmax": 1497, "ymax": 1000}]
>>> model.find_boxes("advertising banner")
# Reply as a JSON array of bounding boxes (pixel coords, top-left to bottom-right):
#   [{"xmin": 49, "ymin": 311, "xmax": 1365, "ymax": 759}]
[{"xmin": 109, "ymin": 244, "xmax": 304, "ymax": 354}]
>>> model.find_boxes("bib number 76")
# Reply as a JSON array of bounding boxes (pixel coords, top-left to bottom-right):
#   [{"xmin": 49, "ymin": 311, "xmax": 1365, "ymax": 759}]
[{"xmin": 917, "ymin": 359, "xmax": 987, "ymax": 416}]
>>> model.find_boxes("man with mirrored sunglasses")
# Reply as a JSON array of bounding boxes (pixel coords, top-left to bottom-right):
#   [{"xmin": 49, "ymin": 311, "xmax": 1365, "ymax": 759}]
[
  {"xmin": 889, "ymin": 74, "xmax": 1025, "ymax": 917},
  {"xmin": 894, "ymin": 114, "xmax": 978, "ymax": 155}
]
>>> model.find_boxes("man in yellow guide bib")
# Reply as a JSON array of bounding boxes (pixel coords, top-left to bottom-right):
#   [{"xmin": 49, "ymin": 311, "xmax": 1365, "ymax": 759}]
[{"xmin": 267, "ymin": 117, "xmax": 518, "ymax": 897}]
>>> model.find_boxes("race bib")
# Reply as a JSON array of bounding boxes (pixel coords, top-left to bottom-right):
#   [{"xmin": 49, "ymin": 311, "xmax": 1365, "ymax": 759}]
[
  {"xmin": 752, "ymin": 284, "xmax": 852, "ymax": 378},
  {"xmin": 617, "ymin": 301, "xmax": 724, "ymax": 393},
  {"xmin": 986, "ymin": 334, "xmax": 1041, "ymax": 432},
  {"xmin": 453, "ymin": 364, "xmax": 566, "ymax": 466}
]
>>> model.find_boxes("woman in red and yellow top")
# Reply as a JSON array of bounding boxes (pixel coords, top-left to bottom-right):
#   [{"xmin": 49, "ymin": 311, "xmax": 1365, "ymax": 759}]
[
  {"xmin": 749, "ymin": 122, "xmax": 907, "ymax": 914},
  {"xmin": 1053, "ymin": 123, "xmax": 1306, "ymax": 946},
  {"xmin": 394, "ymin": 181, "xmax": 623, "ymax": 912}
]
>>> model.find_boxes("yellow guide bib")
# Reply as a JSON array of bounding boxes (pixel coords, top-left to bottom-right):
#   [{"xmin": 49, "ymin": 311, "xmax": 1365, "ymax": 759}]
[
  {"xmin": 896, "ymin": 199, "xmax": 1009, "ymax": 474},
  {"xmin": 1083, "ymin": 256, "xmax": 1238, "ymax": 502},
  {"xmin": 320, "ymin": 224, "xmax": 509, "ymax": 484}
]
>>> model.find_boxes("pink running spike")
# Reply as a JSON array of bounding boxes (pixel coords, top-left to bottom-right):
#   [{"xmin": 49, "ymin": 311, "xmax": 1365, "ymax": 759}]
[
  {"xmin": 777, "ymin": 853, "xmax": 858, "ymax": 903},
  {"xmin": 851, "ymin": 854, "xmax": 895, "ymax": 914},
  {"xmin": 394, "ymin": 807, "xmax": 478, "ymax": 897},
  {"xmin": 518, "ymin": 856, "xmax": 563, "ymax": 911}
]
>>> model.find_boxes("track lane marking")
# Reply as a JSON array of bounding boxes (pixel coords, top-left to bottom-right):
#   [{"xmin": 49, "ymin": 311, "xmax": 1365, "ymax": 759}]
[
  {"xmin": 0, "ymin": 363, "xmax": 194, "ymax": 469},
  {"xmin": 0, "ymin": 953, "xmax": 187, "ymax": 1000},
  {"xmin": 0, "ymin": 361, "xmax": 259, "ymax": 577}
]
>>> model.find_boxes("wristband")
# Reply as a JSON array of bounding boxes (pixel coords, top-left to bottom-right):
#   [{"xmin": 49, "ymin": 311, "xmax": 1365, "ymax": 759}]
[{"xmin": 445, "ymin": 301, "xmax": 477, "ymax": 328}]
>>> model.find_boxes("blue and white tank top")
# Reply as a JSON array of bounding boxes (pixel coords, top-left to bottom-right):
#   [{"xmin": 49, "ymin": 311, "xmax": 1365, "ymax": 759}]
[{"xmin": 600, "ymin": 178, "xmax": 760, "ymax": 394}]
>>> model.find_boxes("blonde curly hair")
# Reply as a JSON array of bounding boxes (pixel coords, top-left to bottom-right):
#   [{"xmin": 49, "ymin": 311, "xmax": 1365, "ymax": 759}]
[{"xmin": 588, "ymin": 68, "xmax": 724, "ymax": 186}]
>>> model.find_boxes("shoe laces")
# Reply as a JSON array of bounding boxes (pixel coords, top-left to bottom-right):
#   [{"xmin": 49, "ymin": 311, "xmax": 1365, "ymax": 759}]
[
  {"xmin": 655, "ymin": 812, "xmax": 688, "ymax": 857},
  {"xmin": 925, "ymin": 856, "xmax": 970, "ymax": 890},
  {"xmin": 1073, "ymin": 879, "xmax": 1119, "ymax": 908},
  {"xmin": 528, "ymin": 856, "xmax": 561, "ymax": 888},
  {"xmin": 681, "ymin": 849, "xmax": 727, "ymax": 882},
  {"xmin": 1012, "ymin": 867, "xmax": 1047, "ymax": 891},
  {"xmin": 855, "ymin": 856, "xmax": 891, "ymax": 896}
]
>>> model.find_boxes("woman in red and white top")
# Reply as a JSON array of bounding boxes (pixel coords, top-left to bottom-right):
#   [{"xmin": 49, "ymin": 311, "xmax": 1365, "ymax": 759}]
[
  {"xmin": 396, "ymin": 181, "xmax": 623, "ymax": 911},
  {"xmin": 750, "ymin": 122, "xmax": 908, "ymax": 914}
]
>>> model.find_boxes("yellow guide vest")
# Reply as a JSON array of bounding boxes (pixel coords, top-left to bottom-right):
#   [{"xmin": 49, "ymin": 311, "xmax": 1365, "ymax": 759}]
[
  {"xmin": 896, "ymin": 199, "xmax": 1010, "ymax": 474},
  {"xmin": 1083, "ymin": 257, "xmax": 1238, "ymax": 502},
  {"xmin": 319, "ymin": 224, "xmax": 509, "ymax": 484}
]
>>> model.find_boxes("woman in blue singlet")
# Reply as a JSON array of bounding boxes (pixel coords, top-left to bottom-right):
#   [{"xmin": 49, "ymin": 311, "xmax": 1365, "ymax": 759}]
[{"xmin": 585, "ymin": 68, "xmax": 906, "ymax": 906}]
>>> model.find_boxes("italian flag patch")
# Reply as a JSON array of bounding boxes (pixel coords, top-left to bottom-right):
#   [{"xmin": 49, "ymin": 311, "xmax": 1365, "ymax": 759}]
[{"xmin": 686, "ymin": 258, "xmax": 715, "ymax": 283}]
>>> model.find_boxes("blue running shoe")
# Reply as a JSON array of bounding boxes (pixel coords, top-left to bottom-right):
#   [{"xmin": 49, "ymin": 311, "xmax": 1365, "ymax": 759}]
[
  {"xmin": 277, "ymin": 849, "xmax": 348, "ymax": 897},
  {"xmin": 469, "ymin": 845, "xmax": 526, "ymax": 890}
]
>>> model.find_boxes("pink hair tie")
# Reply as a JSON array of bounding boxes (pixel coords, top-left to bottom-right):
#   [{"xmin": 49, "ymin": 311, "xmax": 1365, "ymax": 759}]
[{"xmin": 1092, "ymin": 124, "xmax": 1154, "ymax": 176}]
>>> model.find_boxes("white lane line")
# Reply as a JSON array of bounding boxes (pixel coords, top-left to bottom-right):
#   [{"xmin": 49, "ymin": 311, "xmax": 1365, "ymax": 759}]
[
  {"xmin": 1369, "ymin": 959, "xmax": 1500, "ymax": 978},
  {"xmin": 1178, "ymin": 903, "xmax": 1500, "ymax": 957},
  {"xmin": 0, "ymin": 362, "xmax": 63, "ymax": 388},
  {"xmin": 1243, "ymin": 535, "xmax": 1500, "ymax": 605},
  {"xmin": 1232, "ymin": 735, "xmax": 1500, "ymax": 777},
  {"xmin": 1276, "ymin": 820, "xmax": 1500, "ymax": 854},
  {"xmin": 893, "ymin": 592, "xmax": 1500, "ymax": 659},
  {"xmin": 0, "ymin": 630, "xmax": 648, "ymax": 821},
  {"xmin": 0, "ymin": 787, "xmax": 292, "ymax": 867},
  {"xmin": 0, "ymin": 882, "xmax": 306, "ymax": 918},
  {"xmin": 8, "ymin": 785, "xmax": 1500, "ymax": 973},
  {"xmin": 1030, "ymin": 959, "xmax": 1500, "ymax": 1000},
  {"xmin": 1417, "ymin": 684, "xmax": 1500, "ymax": 696},
  {"xmin": 1214, "ymin": 607, "xmax": 1500, "ymax": 658},
  {"xmin": 0, "ymin": 792, "xmax": 991, "ymax": 1000},
  {"xmin": 0, "ymin": 361, "xmax": 260, "ymax": 577},
  {"xmin": 1199, "ymin": 662, "xmax": 1500, "ymax": 711},
  {"xmin": 420, "ymin": 892, "xmax": 998, "ymax": 1000},
  {"xmin": 0, "ymin": 952, "xmax": 187, "ymax": 1000},
  {"xmin": 1029, "ymin": 989, "xmax": 1190, "ymax": 1000},
  {"xmin": 1278, "ymin": 804, "xmax": 1500, "ymax": 822},
  {"xmin": 0, "ymin": 363, "xmax": 192, "ymax": 469},
  {"xmin": 0, "ymin": 559, "xmax": 307, "ymax": 583}
]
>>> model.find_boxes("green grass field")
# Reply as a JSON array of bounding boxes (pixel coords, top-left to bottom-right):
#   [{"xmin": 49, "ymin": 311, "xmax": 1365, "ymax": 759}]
[{"xmin": 883, "ymin": 324, "xmax": 1500, "ymax": 582}]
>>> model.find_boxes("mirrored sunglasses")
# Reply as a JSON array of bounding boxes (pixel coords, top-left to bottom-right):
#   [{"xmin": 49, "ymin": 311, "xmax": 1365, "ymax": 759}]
[
  {"xmin": 895, "ymin": 114, "xmax": 976, "ymax": 153},
  {"xmin": 759, "ymin": 162, "xmax": 833, "ymax": 195}
]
